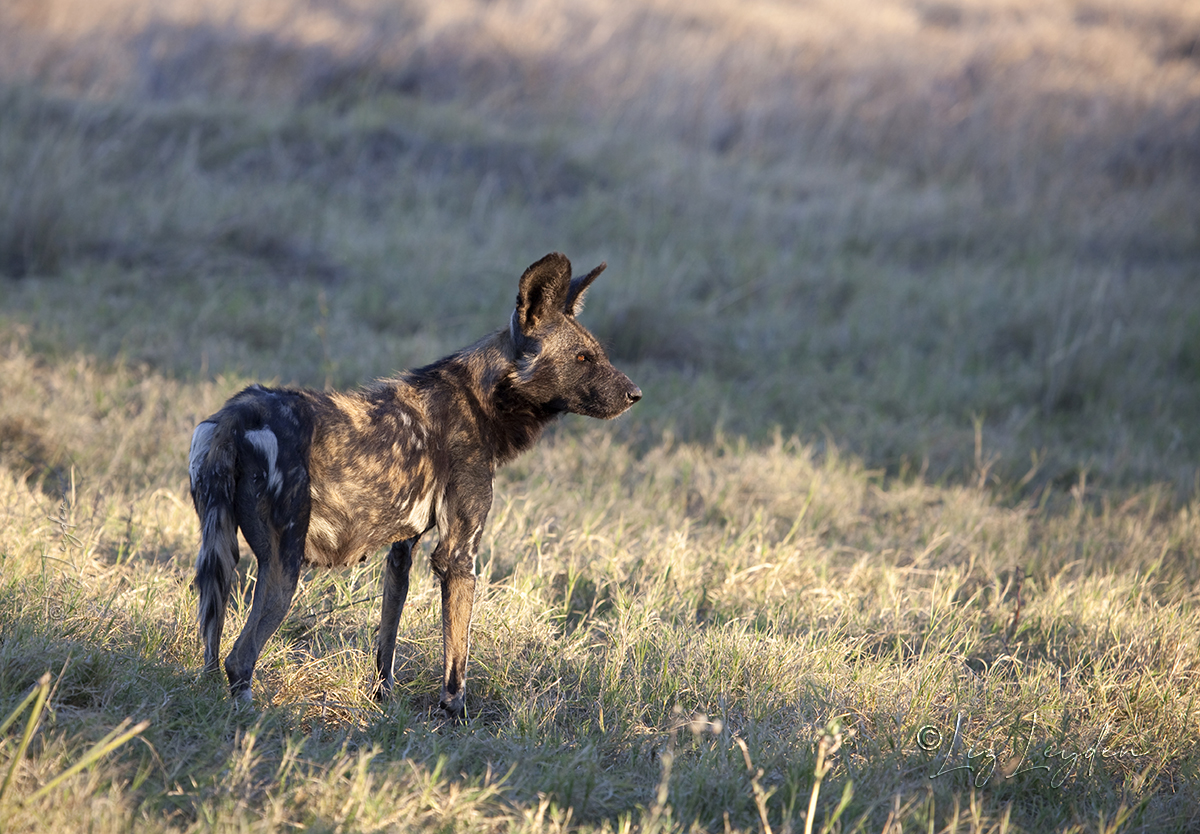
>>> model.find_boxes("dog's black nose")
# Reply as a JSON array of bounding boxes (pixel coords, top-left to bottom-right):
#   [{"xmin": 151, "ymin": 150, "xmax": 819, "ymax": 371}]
[{"xmin": 627, "ymin": 386, "xmax": 642, "ymax": 404}]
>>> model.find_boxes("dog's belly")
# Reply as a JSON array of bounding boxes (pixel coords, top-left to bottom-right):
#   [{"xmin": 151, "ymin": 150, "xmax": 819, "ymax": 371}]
[
  {"xmin": 299, "ymin": 390, "xmax": 438, "ymax": 567},
  {"xmin": 304, "ymin": 477, "xmax": 438, "ymax": 567}
]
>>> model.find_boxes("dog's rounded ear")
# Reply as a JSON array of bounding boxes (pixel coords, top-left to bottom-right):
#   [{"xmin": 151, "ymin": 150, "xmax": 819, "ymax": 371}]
[
  {"xmin": 514, "ymin": 253, "xmax": 572, "ymax": 339},
  {"xmin": 564, "ymin": 262, "xmax": 605, "ymax": 316}
]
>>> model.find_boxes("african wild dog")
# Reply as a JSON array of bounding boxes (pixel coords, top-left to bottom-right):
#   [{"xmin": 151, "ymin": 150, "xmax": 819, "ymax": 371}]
[{"xmin": 188, "ymin": 253, "xmax": 640, "ymax": 717}]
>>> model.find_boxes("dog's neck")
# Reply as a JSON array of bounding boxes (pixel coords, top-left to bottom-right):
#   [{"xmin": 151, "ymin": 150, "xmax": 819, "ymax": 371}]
[{"xmin": 404, "ymin": 330, "xmax": 561, "ymax": 467}]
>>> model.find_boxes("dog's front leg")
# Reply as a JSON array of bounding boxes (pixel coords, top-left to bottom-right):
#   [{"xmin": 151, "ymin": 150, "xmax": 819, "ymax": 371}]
[
  {"xmin": 375, "ymin": 536, "xmax": 418, "ymax": 699},
  {"xmin": 429, "ymin": 533, "xmax": 480, "ymax": 720}
]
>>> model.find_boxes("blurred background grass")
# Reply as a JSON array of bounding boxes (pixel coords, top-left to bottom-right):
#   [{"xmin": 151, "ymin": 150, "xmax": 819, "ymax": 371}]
[{"xmin": 1, "ymin": 0, "xmax": 1198, "ymax": 489}]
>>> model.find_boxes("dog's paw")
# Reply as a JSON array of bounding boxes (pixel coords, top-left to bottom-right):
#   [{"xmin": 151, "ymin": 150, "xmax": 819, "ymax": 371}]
[{"xmin": 437, "ymin": 697, "xmax": 467, "ymax": 723}]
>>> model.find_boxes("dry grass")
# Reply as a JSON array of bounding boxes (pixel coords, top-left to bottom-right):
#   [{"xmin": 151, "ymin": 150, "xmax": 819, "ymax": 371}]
[
  {"xmin": 1, "ymin": 1, "xmax": 1199, "ymax": 832},
  {"xmin": 0, "ymin": 343, "xmax": 1198, "ymax": 833},
  {"xmin": 0, "ymin": 81, "xmax": 1196, "ymax": 487},
  {"xmin": 5, "ymin": 0, "xmax": 1199, "ymax": 244}
]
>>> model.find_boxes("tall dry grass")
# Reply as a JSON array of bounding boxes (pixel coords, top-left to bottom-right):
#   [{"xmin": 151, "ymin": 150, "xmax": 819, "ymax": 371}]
[
  {"xmin": 2, "ymin": 0, "xmax": 1199, "ymax": 490},
  {"xmin": 4, "ymin": 0, "xmax": 1199, "ymax": 249},
  {"xmin": 0, "ymin": 340, "xmax": 1198, "ymax": 832}
]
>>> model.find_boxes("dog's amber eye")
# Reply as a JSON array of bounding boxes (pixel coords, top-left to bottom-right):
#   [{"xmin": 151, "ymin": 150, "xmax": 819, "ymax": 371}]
[{"xmin": 576, "ymin": 353, "xmax": 588, "ymax": 363}]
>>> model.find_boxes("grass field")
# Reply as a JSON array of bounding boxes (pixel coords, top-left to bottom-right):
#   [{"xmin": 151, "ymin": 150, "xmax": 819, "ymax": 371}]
[{"xmin": 1, "ymin": 1, "xmax": 1199, "ymax": 831}]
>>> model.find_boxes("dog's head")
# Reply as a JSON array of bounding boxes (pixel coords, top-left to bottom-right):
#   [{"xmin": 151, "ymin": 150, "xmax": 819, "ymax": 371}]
[{"xmin": 510, "ymin": 253, "xmax": 641, "ymax": 419}]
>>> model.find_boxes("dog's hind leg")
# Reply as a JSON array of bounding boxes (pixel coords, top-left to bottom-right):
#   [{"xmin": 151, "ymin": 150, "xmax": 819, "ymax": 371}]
[
  {"xmin": 224, "ymin": 520, "xmax": 305, "ymax": 700},
  {"xmin": 223, "ymin": 466, "xmax": 308, "ymax": 701},
  {"xmin": 375, "ymin": 536, "xmax": 418, "ymax": 700}
]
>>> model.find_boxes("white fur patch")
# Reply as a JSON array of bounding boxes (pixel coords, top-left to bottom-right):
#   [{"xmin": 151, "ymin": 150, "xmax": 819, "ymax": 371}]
[
  {"xmin": 404, "ymin": 488, "xmax": 437, "ymax": 535},
  {"xmin": 307, "ymin": 514, "xmax": 340, "ymax": 553},
  {"xmin": 188, "ymin": 421, "xmax": 217, "ymax": 487},
  {"xmin": 435, "ymin": 487, "xmax": 450, "ymax": 538},
  {"xmin": 514, "ymin": 353, "xmax": 539, "ymax": 384},
  {"xmin": 244, "ymin": 427, "xmax": 283, "ymax": 495}
]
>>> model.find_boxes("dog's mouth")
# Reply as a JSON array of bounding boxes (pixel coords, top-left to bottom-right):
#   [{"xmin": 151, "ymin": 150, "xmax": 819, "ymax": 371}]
[{"xmin": 594, "ymin": 383, "xmax": 642, "ymax": 419}]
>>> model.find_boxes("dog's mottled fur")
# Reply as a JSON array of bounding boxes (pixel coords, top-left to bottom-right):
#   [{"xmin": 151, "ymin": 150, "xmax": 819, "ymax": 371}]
[{"xmin": 188, "ymin": 253, "xmax": 641, "ymax": 717}]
